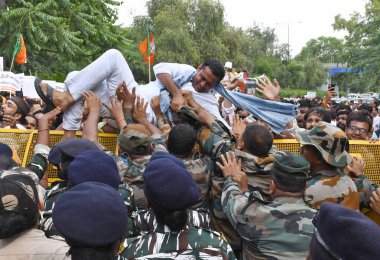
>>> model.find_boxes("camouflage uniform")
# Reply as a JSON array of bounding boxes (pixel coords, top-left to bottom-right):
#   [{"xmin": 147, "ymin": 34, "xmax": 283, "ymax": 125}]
[
  {"xmin": 132, "ymin": 208, "xmax": 212, "ymax": 235},
  {"xmin": 145, "ymin": 107, "xmax": 218, "ymax": 210},
  {"xmin": 104, "ymin": 127, "xmax": 167, "ymax": 210},
  {"xmin": 304, "ymin": 169, "xmax": 360, "ymax": 210},
  {"xmin": 296, "ymin": 122, "xmax": 360, "ymax": 210},
  {"xmin": 40, "ymin": 183, "xmax": 136, "ymax": 239},
  {"xmin": 221, "ymin": 151, "xmax": 316, "ymax": 260},
  {"xmin": 120, "ymin": 148, "xmax": 237, "ymax": 260},
  {"xmin": 199, "ymin": 119, "xmax": 277, "ymax": 249},
  {"xmin": 120, "ymin": 223, "xmax": 236, "ymax": 259},
  {"xmin": 179, "ymin": 153, "xmax": 214, "ymax": 209},
  {"xmin": 352, "ymin": 175, "xmax": 378, "ymax": 209},
  {"xmin": 27, "ymin": 144, "xmax": 50, "ymax": 180}
]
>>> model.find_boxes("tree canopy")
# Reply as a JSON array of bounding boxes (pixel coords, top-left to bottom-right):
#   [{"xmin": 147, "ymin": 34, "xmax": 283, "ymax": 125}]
[{"xmin": 1, "ymin": 0, "xmax": 379, "ymax": 92}]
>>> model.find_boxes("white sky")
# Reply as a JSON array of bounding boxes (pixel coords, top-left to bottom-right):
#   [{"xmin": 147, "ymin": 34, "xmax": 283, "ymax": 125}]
[{"xmin": 117, "ymin": 0, "xmax": 367, "ymax": 56}]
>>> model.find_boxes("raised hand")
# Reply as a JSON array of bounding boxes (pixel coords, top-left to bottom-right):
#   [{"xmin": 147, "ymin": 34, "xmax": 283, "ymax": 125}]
[
  {"xmin": 40, "ymin": 106, "xmax": 61, "ymax": 122},
  {"xmin": 82, "ymin": 91, "xmax": 101, "ymax": 114},
  {"xmin": 116, "ymin": 81, "xmax": 136, "ymax": 110},
  {"xmin": 216, "ymin": 151, "xmax": 248, "ymax": 191},
  {"xmin": 232, "ymin": 114, "xmax": 246, "ymax": 138},
  {"xmin": 370, "ymin": 188, "xmax": 380, "ymax": 215},
  {"xmin": 170, "ymin": 94, "xmax": 186, "ymax": 112},
  {"xmin": 103, "ymin": 96, "xmax": 124, "ymax": 123},
  {"xmin": 3, "ymin": 114, "xmax": 17, "ymax": 128},
  {"xmin": 255, "ymin": 75, "xmax": 281, "ymax": 101},
  {"xmin": 346, "ymin": 157, "xmax": 365, "ymax": 177},
  {"xmin": 38, "ymin": 106, "xmax": 61, "ymax": 130},
  {"xmin": 132, "ymin": 96, "xmax": 149, "ymax": 124},
  {"xmin": 216, "ymin": 151, "xmax": 242, "ymax": 178},
  {"xmin": 150, "ymin": 96, "xmax": 162, "ymax": 117},
  {"xmin": 181, "ymin": 90, "xmax": 196, "ymax": 108}
]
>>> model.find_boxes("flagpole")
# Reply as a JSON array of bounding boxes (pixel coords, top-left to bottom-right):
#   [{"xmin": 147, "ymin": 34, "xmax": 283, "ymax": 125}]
[
  {"xmin": 148, "ymin": 57, "xmax": 151, "ymax": 82},
  {"xmin": 146, "ymin": 24, "xmax": 151, "ymax": 82},
  {"xmin": 10, "ymin": 57, "xmax": 14, "ymax": 72},
  {"xmin": 10, "ymin": 33, "xmax": 21, "ymax": 72}
]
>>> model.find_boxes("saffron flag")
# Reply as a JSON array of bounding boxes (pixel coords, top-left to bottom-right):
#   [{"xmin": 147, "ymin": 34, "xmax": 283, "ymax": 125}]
[
  {"xmin": 13, "ymin": 34, "xmax": 27, "ymax": 65},
  {"xmin": 139, "ymin": 33, "xmax": 155, "ymax": 65}
]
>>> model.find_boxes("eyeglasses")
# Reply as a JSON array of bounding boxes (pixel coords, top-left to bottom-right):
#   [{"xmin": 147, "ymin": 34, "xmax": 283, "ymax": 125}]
[{"xmin": 347, "ymin": 125, "xmax": 368, "ymax": 135}]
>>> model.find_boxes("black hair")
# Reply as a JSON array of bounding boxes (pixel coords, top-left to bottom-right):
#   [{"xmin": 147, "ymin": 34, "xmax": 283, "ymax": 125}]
[
  {"xmin": 32, "ymin": 109, "xmax": 43, "ymax": 116},
  {"xmin": 298, "ymin": 99, "xmax": 312, "ymax": 108},
  {"xmin": 304, "ymin": 107, "xmax": 331, "ymax": 123},
  {"xmin": 150, "ymin": 203, "xmax": 188, "ymax": 232},
  {"xmin": 329, "ymin": 110, "xmax": 336, "ymax": 120},
  {"xmin": 59, "ymin": 153, "xmax": 74, "ymax": 180},
  {"xmin": 26, "ymin": 99, "xmax": 39, "ymax": 107},
  {"xmin": 172, "ymin": 110, "xmax": 202, "ymax": 131},
  {"xmin": 168, "ymin": 124, "xmax": 197, "ymax": 156},
  {"xmin": 243, "ymin": 124, "xmax": 273, "ymax": 157},
  {"xmin": 0, "ymin": 154, "xmax": 17, "ymax": 170},
  {"xmin": 336, "ymin": 109, "xmax": 351, "ymax": 118},
  {"xmin": 283, "ymin": 99, "xmax": 296, "ymax": 105},
  {"xmin": 358, "ymin": 103, "xmax": 373, "ymax": 114},
  {"xmin": 346, "ymin": 110, "xmax": 373, "ymax": 132},
  {"xmin": 15, "ymin": 106, "xmax": 28, "ymax": 125},
  {"xmin": 336, "ymin": 104, "xmax": 352, "ymax": 113},
  {"xmin": 201, "ymin": 58, "xmax": 225, "ymax": 82}
]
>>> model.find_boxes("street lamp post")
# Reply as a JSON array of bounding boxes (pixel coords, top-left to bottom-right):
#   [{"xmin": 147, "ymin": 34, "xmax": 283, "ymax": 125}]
[{"xmin": 276, "ymin": 21, "xmax": 302, "ymax": 61}]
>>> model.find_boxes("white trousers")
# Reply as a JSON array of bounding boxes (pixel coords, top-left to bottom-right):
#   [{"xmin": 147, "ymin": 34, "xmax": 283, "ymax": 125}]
[
  {"xmin": 63, "ymin": 49, "xmax": 139, "ymax": 130},
  {"xmin": 62, "ymin": 49, "xmax": 229, "ymax": 130}
]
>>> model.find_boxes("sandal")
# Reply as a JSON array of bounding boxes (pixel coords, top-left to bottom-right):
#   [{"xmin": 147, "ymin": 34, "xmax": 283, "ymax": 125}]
[{"xmin": 34, "ymin": 78, "xmax": 56, "ymax": 109}]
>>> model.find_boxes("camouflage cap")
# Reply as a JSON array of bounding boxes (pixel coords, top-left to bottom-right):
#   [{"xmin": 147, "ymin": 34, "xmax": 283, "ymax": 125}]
[
  {"xmin": 271, "ymin": 151, "xmax": 309, "ymax": 182},
  {"xmin": 296, "ymin": 122, "xmax": 352, "ymax": 167},
  {"xmin": 118, "ymin": 123, "xmax": 153, "ymax": 154},
  {"xmin": 172, "ymin": 106, "xmax": 200, "ymax": 125}
]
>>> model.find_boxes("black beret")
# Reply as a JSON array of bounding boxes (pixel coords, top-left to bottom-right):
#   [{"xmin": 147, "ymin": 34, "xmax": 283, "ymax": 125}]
[
  {"xmin": 68, "ymin": 150, "xmax": 120, "ymax": 189},
  {"xmin": 143, "ymin": 152, "xmax": 199, "ymax": 210},
  {"xmin": 48, "ymin": 138, "xmax": 100, "ymax": 166},
  {"xmin": 52, "ymin": 182, "xmax": 127, "ymax": 248},
  {"xmin": 313, "ymin": 202, "xmax": 380, "ymax": 259}
]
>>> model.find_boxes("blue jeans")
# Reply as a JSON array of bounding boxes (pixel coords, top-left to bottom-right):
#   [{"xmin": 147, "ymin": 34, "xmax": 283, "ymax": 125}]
[
  {"xmin": 213, "ymin": 83, "xmax": 297, "ymax": 134},
  {"xmin": 161, "ymin": 82, "xmax": 297, "ymax": 134}
]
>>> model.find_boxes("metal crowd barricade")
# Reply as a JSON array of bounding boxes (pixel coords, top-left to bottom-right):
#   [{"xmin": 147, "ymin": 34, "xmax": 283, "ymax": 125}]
[
  {"xmin": 0, "ymin": 129, "xmax": 379, "ymax": 186},
  {"xmin": 0, "ymin": 129, "xmax": 118, "ymax": 184}
]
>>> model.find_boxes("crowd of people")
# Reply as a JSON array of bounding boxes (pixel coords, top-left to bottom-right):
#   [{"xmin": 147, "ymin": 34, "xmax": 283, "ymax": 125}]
[{"xmin": 1, "ymin": 49, "xmax": 380, "ymax": 259}]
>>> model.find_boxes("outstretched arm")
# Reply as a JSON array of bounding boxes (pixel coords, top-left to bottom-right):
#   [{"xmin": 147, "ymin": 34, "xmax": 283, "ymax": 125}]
[
  {"xmin": 133, "ymin": 96, "xmax": 160, "ymax": 136},
  {"xmin": 255, "ymin": 76, "xmax": 281, "ymax": 102},
  {"xmin": 103, "ymin": 96, "xmax": 127, "ymax": 130},
  {"xmin": 81, "ymin": 91, "xmax": 101, "ymax": 141},
  {"xmin": 116, "ymin": 81, "xmax": 136, "ymax": 124},
  {"xmin": 28, "ymin": 107, "xmax": 61, "ymax": 188},
  {"xmin": 156, "ymin": 73, "xmax": 186, "ymax": 112}
]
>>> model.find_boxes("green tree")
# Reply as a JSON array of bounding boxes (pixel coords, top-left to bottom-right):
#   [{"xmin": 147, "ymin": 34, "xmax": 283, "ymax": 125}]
[
  {"xmin": 296, "ymin": 36, "xmax": 345, "ymax": 64},
  {"xmin": 0, "ymin": 0, "xmax": 128, "ymax": 80},
  {"xmin": 333, "ymin": 0, "xmax": 380, "ymax": 92}
]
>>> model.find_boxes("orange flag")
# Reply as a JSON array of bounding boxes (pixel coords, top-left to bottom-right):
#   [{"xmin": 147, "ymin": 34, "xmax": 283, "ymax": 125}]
[
  {"xmin": 139, "ymin": 33, "xmax": 155, "ymax": 65},
  {"xmin": 13, "ymin": 34, "xmax": 27, "ymax": 65}
]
